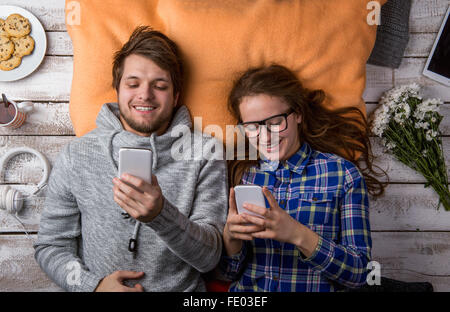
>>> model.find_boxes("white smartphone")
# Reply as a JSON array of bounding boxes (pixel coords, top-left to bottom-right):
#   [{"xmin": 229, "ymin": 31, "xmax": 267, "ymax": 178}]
[
  {"xmin": 234, "ymin": 185, "xmax": 267, "ymax": 217},
  {"xmin": 118, "ymin": 147, "xmax": 153, "ymax": 183}
]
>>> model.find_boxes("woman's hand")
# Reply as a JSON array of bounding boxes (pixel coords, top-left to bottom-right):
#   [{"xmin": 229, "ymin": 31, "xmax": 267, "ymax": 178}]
[
  {"xmin": 241, "ymin": 187, "xmax": 317, "ymax": 250},
  {"xmin": 223, "ymin": 188, "xmax": 265, "ymax": 256},
  {"xmin": 112, "ymin": 174, "xmax": 164, "ymax": 223}
]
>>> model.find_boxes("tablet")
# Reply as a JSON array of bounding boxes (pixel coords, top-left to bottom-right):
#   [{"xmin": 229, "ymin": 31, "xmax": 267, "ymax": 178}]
[{"xmin": 423, "ymin": 6, "xmax": 450, "ymax": 86}]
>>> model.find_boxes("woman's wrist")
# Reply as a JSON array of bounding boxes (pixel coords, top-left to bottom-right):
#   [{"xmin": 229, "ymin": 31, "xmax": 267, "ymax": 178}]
[{"xmin": 292, "ymin": 223, "xmax": 319, "ymax": 258}]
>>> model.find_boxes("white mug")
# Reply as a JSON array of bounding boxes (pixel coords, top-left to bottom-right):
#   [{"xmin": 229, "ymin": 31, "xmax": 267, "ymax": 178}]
[{"xmin": 0, "ymin": 100, "xmax": 34, "ymax": 129}]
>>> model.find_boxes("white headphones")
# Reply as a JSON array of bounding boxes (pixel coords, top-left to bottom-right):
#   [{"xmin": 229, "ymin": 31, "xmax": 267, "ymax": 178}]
[{"xmin": 0, "ymin": 147, "xmax": 51, "ymax": 214}]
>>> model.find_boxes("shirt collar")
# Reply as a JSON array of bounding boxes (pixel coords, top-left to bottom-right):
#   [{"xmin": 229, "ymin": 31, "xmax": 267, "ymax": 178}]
[{"xmin": 259, "ymin": 141, "xmax": 312, "ymax": 175}]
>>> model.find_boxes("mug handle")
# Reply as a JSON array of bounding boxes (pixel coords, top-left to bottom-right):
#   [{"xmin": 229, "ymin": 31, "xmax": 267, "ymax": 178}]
[{"xmin": 17, "ymin": 101, "xmax": 34, "ymax": 113}]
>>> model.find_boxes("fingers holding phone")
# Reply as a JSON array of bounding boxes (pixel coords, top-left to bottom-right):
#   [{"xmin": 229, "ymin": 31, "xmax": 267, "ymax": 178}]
[
  {"xmin": 113, "ymin": 147, "xmax": 163, "ymax": 223},
  {"xmin": 113, "ymin": 174, "xmax": 164, "ymax": 223}
]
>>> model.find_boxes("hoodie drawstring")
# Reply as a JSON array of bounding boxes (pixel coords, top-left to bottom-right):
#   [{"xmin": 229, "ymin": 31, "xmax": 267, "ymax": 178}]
[{"xmin": 129, "ymin": 221, "xmax": 141, "ymax": 253}]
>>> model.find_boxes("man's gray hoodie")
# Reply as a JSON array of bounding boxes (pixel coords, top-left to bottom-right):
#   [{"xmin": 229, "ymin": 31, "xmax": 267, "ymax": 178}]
[{"xmin": 33, "ymin": 103, "xmax": 228, "ymax": 292}]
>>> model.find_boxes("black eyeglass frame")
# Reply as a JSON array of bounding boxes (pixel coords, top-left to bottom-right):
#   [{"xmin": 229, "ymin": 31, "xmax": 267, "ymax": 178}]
[{"xmin": 238, "ymin": 109, "xmax": 295, "ymax": 138}]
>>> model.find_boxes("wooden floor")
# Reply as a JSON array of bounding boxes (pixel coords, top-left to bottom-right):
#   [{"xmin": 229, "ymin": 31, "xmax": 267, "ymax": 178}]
[{"xmin": 0, "ymin": 0, "xmax": 449, "ymax": 291}]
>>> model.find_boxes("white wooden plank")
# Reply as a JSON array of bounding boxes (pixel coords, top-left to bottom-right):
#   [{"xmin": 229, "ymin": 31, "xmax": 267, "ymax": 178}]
[
  {"xmin": 369, "ymin": 184, "xmax": 450, "ymax": 231},
  {"xmin": 0, "ymin": 102, "xmax": 73, "ymax": 135},
  {"xmin": 372, "ymin": 232, "xmax": 450, "ymax": 278},
  {"xmin": 0, "ymin": 235, "xmax": 63, "ymax": 291},
  {"xmin": 0, "ymin": 56, "xmax": 72, "ymax": 102},
  {"xmin": 363, "ymin": 64, "xmax": 394, "ymax": 103},
  {"xmin": 394, "ymin": 58, "xmax": 450, "ymax": 102},
  {"xmin": 3, "ymin": 0, "xmax": 66, "ymax": 31},
  {"xmin": 3, "ymin": 183, "xmax": 450, "ymax": 233},
  {"xmin": 409, "ymin": 0, "xmax": 450, "ymax": 33},
  {"xmin": 47, "ymin": 32, "xmax": 73, "ymax": 56},
  {"xmin": 404, "ymin": 33, "xmax": 435, "ymax": 57}
]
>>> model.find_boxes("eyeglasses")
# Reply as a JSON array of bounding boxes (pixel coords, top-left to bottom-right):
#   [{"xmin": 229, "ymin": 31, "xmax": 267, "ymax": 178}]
[{"xmin": 238, "ymin": 109, "xmax": 294, "ymax": 138}]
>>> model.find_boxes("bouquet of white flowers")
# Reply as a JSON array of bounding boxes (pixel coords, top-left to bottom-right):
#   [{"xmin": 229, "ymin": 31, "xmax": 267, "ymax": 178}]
[{"xmin": 369, "ymin": 83, "xmax": 450, "ymax": 211}]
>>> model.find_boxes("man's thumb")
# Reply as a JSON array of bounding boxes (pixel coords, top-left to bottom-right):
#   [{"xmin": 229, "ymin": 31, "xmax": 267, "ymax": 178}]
[{"xmin": 116, "ymin": 270, "xmax": 144, "ymax": 281}]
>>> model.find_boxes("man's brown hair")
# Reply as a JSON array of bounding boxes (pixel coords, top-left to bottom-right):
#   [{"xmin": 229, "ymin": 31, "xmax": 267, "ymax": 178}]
[{"xmin": 112, "ymin": 26, "xmax": 183, "ymax": 96}]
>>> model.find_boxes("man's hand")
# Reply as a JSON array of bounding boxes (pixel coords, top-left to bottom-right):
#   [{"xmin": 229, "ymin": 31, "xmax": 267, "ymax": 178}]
[
  {"xmin": 113, "ymin": 174, "xmax": 164, "ymax": 223},
  {"xmin": 95, "ymin": 271, "xmax": 145, "ymax": 292}
]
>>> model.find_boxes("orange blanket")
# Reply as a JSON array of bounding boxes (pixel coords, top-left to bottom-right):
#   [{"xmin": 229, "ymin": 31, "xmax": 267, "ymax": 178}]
[{"xmin": 66, "ymin": 0, "xmax": 385, "ymax": 143}]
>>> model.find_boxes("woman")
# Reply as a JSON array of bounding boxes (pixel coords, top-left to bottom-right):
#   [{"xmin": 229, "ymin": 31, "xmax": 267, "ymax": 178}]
[{"xmin": 219, "ymin": 64, "xmax": 386, "ymax": 292}]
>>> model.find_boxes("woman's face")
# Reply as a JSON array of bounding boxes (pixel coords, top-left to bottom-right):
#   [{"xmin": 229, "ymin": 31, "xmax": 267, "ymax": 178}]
[{"xmin": 239, "ymin": 94, "xmax": 302, "ymax": 161}]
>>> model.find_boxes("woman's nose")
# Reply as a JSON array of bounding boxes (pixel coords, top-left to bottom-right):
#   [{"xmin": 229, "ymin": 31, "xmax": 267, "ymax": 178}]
[{"xmin": 259, "ymin": 126, "xmax": 270, "ymax": 142}]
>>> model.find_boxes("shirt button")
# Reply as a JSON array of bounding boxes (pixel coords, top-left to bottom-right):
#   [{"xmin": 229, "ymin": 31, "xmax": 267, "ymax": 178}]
[
  {"xmin": 280, "ymin": 200, "xmax": 285, "ymax": 205},
  {"xmin": 312, "ymin": 197, "xmax": 318, "ymax": 201},
  {"xmin": 273, "ymin": 275, "xmax": 279, "ymax": 281}
]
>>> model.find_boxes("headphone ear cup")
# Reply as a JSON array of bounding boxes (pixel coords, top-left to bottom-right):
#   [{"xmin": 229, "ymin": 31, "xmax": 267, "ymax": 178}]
[
  {"xmin": 0, "ymin": 186, "xmax": 23, "ymax": 214},
  {"xmin": 0, "ymin": 185, "xmax": 11, "ymax": 211},
  {"xmin": 11, "ymin": 188, "xmax": 23, "ymax": 214}
]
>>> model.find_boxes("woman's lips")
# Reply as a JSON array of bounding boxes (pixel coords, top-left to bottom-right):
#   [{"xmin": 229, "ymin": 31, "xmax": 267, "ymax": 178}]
[{"xmin": 260, "ymin": 138, "xmax": 282, "ymax": 152}]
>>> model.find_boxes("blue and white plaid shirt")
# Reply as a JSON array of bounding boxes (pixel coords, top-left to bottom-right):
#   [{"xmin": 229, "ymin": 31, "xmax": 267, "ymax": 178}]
[{"xmin": 220, "ymin": 141, "xmax": 372, "ymax": 292}]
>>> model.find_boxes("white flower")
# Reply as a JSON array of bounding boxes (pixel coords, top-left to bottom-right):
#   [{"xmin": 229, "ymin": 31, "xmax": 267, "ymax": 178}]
[
  {"xmin": 380, "ymin": 84, "xmax": 420, "ymax": 106},
  {"xmin": 371, "ymin": 105, "xmax": 391, "ymax": 137},
  {"xmin": 393, "ymin": 101, "xmax": 411, "ymax": 124},
  {"xmin": 415, "ymin": 121, "xmax": 429, "ymax": 129},
  {"xmin": 386, "ymin": 142, "xmax": 396, "ymax": 150},
  {"xmin": 414, "ymin": 98, "xmax": 442, "ymax": 121},
  {"xmin": 425, "ymin": 130, "xmax": 438, "ymax": 141}
]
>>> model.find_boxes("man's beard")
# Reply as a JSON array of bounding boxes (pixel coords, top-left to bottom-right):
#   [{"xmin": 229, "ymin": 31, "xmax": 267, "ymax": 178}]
[{"xmin": 119, "ymin": 104, "xmax": 173, "ymax": 135}]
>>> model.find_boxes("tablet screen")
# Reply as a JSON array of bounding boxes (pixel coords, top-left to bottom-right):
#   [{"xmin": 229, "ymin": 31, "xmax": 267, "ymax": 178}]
[{"xmin": 427, "ymin": 10, "xmax": 450, "ymax": 79}]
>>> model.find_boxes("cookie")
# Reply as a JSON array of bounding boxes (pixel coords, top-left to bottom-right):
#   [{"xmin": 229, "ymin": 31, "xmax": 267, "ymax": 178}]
[
  {"xmin": 0, "ymin": 51, "xmax": 22, "ymax": 71},
  {"xmin": 0, "ymin": 36, "xmax": 14, "ymax": 61},
  {"xmin": 11, "ymin": 35, "xmax": 34, "ymax": 56},
  {"xmin": 0, "ymin": 19, "xmax": 9, "ymax": 37},
  {"xmin": 5, "ymin": 14, "xmax": 31, "ymax": 38}
]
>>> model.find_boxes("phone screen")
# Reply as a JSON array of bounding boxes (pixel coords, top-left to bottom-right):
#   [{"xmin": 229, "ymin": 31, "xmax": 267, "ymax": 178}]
[{"xmin": 427, "ymin": 11, "xmax": 450, "ymax": 79}]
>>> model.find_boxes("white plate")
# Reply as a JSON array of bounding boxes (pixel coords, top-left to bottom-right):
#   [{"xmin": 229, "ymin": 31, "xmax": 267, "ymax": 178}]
[{"xmin": 0, "ymin": 5, "xmax": 47, "ymax": 82}]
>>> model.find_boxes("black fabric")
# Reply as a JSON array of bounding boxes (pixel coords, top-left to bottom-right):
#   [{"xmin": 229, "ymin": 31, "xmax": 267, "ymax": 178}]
[
  {"xmin": 346, "ymin": 277, "xmax": 434, "ymax": 292},
  {"xmin": 367, "ymin": 0, "xmax": 412, "ymax": 68}
]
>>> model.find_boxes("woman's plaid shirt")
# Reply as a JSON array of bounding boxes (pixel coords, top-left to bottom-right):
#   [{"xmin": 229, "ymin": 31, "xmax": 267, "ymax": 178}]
[{"xmin": 220, "ymin": 141, "xmax": 372, "ymax": 292}]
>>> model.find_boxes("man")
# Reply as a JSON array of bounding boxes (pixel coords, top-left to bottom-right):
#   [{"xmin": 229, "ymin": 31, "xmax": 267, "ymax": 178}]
[{"xmin": 34, "ymin": 26, "xmax": 228, "ymax": 292}]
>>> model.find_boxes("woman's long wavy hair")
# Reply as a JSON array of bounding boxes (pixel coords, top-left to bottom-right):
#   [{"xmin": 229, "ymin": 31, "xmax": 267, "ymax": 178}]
[{"xmin": 228, "ymin": 64, "xmax": 388, "ymax": 197}]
